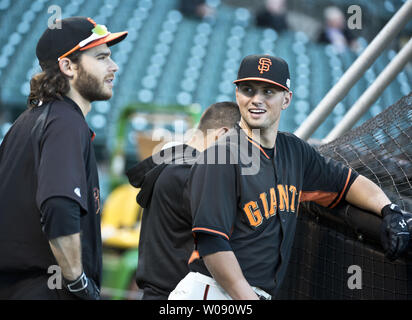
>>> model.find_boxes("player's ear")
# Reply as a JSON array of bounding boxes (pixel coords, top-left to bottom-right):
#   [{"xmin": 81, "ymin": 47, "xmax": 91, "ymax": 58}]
[
  {"xmin": 235, "ymin": 86, "xmax": 240, "ymax": 102},
  {"xmin": 58, "ymin": 57, "xmax": 77, "ymax": 78},
  {"xmin": 281, "ymin": 91, "xmax": 293, "ymax": 110},
  {"xmin": 214, "ymin": 127, "xmax": 229, "ymax": 141}
]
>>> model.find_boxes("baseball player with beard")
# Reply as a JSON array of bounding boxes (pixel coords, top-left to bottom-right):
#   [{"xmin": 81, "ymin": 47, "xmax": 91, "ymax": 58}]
[
  {"xmin": 168, "ymin": 54, "xmax": 410, "ymax": 300},
  {"xmin": 0, "ymin": 17, "xmax": 127, "ymax": 299}
]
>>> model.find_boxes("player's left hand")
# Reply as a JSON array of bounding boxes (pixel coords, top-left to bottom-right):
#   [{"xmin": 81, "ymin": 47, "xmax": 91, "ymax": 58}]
[
  {"xmin": 64, "ymin": 272, "xmax": 100, "ymax": 300},
  {"xmin": 380, "ymin": 204, "xmax": 410, "ymax": 261}
]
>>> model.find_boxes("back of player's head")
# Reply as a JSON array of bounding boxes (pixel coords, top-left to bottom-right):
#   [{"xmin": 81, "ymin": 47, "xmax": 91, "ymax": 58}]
[
  {"xmin": 28, "ymin": 50, "xmax": 82, "ymax": 108},
  {"xmin": 197, "ymin": 101, "xmax": 241, "ymax": 133}
]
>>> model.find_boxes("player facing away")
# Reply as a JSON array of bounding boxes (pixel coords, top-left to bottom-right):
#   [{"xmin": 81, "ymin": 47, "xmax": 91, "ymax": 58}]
[
  {"xmin": 0, "ymin": 17, "xmax": 127, "ymax": 299},
  {"xmin": 126, "ymin": 101, "xmax": 241, "ymax": 299},
  {"xmin": 168, "ymin": 54, "xmax": 410, "ymax": 300}
]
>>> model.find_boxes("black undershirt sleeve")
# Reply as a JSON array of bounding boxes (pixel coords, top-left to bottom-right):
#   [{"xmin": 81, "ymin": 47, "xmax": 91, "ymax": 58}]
[{"xmin": 40, "ymin": 196, "xmax": 81, "ymax": 240}]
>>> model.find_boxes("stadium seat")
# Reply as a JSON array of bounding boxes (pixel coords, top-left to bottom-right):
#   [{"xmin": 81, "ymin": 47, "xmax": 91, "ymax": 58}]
[
  {"xmin": 0, "ymin": 0, "xmax": 10, "ymax": 10},
  {"xmin": 101, "ymin": 184, "xmax": 142, "ymax": 249},
  {"xmin": 101, "ymin": 247, "xmax": 139, "ymax": 300}
]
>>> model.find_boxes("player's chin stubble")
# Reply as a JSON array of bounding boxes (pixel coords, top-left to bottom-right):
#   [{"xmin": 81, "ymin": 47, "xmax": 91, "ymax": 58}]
[
  {"xmin": 74, "ymin": 65, "xmax": 112, "ymax": 102},
  {"xmin": 242, "ymin": 112, "xmax": 274, "ymax": 131}
]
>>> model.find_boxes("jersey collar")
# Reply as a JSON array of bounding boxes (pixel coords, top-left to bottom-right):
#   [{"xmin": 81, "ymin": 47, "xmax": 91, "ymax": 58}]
[
  {"xmin": 235, "ymin": 123, "xmax": 275, "ymax": 160},
  {"xmin": 62, "ymin": 96, "xmax": 96, "ymax": 141},
  {"xmin": 62, "ymin": 96, "xmax": 84, "ymax": 117}
]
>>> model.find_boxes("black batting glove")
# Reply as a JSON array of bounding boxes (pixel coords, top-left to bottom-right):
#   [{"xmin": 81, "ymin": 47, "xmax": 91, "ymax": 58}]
[
  {"xmin": 380, "ymin": 204, "xmax": 410, "ymax": 261},
  {"xmin": 64, "ymin": 272, "xmax": 100, "ymax": 300}
]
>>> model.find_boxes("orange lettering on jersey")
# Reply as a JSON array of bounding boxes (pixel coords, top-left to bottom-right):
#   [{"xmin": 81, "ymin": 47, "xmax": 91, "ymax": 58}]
[
  {"xmin": 244, "ymin": 186, "xmax": 301, "ymax": 227},
  {"xmin": 269, "ymin": 187, "xmax": 277, "ymax": 216},
  {"xmin": 259, "ymin": 192, "xmax": 269, "ymax": 219},
  {"xmin": 289, "ymin": 185, "xmax": 297, "ymax": 212},
  {"xmin": 277, "ymin": 184, "xmax": 289, "ymax": 212},
  {"xmin": 243, "ymin": 201, "xmax": 263, "ymax": 227}
]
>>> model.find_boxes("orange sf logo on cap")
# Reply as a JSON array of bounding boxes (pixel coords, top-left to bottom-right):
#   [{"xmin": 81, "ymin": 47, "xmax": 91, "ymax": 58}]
[{"xmin": 258, "ymin": 58, "xmax": 272, "ymax": 74}]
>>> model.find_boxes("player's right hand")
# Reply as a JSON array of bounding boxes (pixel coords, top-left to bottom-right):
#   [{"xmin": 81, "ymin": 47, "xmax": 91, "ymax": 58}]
[
  {"xmin": 380, "ymin": 204, "xmax": 410, "ymax": 261},
  {"xmin": 64, "ymin": 271, "xmax": 100, "ymax": 300}
]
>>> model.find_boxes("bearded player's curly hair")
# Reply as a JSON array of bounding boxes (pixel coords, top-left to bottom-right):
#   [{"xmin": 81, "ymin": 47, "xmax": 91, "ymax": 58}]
[{"xmin": 27, "ymin": 51, "xmax": 82, "ymax": 108}]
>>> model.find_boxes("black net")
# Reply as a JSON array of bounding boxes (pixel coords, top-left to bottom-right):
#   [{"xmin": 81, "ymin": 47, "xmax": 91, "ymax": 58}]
[{"xmin": 276, "ymin": 92, "xmax": 412, "ymax": 299}]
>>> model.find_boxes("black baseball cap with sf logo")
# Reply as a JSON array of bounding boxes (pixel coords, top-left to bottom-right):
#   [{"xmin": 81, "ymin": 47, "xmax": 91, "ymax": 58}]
[{"xmin": 233, "ymin": 54, "xmax": 291, "ymax": 92}]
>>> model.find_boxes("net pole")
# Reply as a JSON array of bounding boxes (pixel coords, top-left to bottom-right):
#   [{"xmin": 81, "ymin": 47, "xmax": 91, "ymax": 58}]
[
  {"xmin": 294, "ymin": 0, "xmax": 412, "ymax": 141},
  {"xmin": 323, "ymin": 37, "xmax": 412, "ymax": 143}
]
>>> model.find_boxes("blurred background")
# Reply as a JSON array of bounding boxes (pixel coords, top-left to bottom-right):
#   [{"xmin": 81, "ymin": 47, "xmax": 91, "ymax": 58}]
[{"xmin": 0, "ymin": 0, "xmax": 410, "ymax": 299}]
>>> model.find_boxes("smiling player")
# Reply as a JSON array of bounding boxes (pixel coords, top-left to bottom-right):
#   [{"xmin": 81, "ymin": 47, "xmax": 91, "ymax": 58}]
[{"xmin": 168, "ymin": 54, "xmax": 410, "ymax": 300}]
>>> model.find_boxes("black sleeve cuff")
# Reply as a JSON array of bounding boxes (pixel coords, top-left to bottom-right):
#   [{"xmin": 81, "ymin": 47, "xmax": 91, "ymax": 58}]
[
  {"xmin": 341, "ymin": 169, "xmax": 359, "ymax": 202},
  {"xmin": 329, "ymin": 168, "xmax": 359, "ymax": 209},
  {"xmin": 40, "ymin": 196, "xmax": 81, "ymax": 240},
  {"xmin": 197, "ymin": 232, "xmax": 232, "ymax": 257}
]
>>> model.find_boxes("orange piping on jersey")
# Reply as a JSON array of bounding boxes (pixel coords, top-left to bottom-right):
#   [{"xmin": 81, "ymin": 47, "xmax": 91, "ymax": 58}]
[
  {"xmin": 188, "ymin": 250, "xmax": 200, "ymax": 264},
  {"xmin": 192, "ymin": 227, "xmax": 230, "ymax": 240},
  {"xmin": 247, "ymin": 137, "xmax": 270, "ymax": 159},
  {"xmin": 299, "ymin": 191, "xmax": 338, "ymax": 207},
  {"xmin": 329, "ymin": 169, "xmax": 352, "ymax": 209}
]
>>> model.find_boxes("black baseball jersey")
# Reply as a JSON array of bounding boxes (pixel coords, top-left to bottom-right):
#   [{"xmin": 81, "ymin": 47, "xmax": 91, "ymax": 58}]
[
  {"xmin": 0, "ymin": 97, "xmax": 102, "ymax": 286},
  {"xmin": 188, "ymin": 124, "xmax": 358, "ymax": 296},
  {"xmin": 127, "ymin": 144, "xmax": 200, "ymax": 299}
]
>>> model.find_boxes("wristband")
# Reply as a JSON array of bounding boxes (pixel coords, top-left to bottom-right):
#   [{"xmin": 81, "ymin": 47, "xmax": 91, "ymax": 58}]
[
  {"xmin": 65, "ymin": 272, "xmax": 88, "ymax": 292},
  {"xmin": 381, "ymin": 203, "xmax": 402, "ymax": 218}
]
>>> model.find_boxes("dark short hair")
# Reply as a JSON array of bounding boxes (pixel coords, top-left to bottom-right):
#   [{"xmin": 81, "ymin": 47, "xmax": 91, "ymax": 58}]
[{"xmin": 197, "ymin": 101, "xmax": 240, "ymax": 133}]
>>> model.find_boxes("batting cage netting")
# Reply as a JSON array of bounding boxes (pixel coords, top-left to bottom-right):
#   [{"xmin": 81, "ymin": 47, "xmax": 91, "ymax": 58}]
[{"xmin": 276, "ymin": 92, "xmax": 412, "ymax": 300}]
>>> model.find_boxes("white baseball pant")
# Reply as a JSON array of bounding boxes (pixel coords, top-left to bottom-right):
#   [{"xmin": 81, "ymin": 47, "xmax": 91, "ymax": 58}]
[{"xmin": 168, "ymin": 272, "xmax": 271, "ymax": 300}]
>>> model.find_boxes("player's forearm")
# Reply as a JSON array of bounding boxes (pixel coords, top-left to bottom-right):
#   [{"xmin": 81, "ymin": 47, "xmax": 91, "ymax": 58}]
[
  {"xmin": 203, "ymin": 251, "xmax": 259, "ymax": 300},
  {"xmin": 345, "ymin": 175, "xmax": 391, "ymax": 216},
  {"xmin": 49, "ymin": 233, "xmax": 83, "ymax": 281}
]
